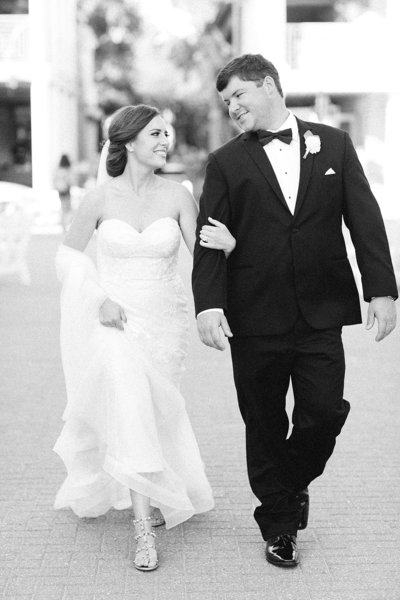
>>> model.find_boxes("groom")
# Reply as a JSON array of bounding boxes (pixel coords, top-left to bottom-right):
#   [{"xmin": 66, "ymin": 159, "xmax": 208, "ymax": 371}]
[{"xmin": 192, "ymin": 54, "xmax": 397, "ymax": 567}]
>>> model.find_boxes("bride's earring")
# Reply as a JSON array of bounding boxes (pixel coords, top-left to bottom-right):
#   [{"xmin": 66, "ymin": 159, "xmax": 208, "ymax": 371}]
[{"xmin": 126, "ymin": 143, "xmax": 135, "ymax": 153}]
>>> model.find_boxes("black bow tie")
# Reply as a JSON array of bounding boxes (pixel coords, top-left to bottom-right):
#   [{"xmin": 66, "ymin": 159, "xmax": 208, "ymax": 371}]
[{"xmin": 257, "ymin": 128, "xmax": 293, "ymax": 146}]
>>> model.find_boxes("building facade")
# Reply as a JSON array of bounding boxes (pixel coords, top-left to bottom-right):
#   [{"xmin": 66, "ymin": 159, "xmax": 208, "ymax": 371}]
[
  {"xmin": 0, "ymin": 0, "xmax": 98, "ymax": 194},
  {"xmin": 214, "ymin": 0, "xmax": 399, "ymax": 219}
]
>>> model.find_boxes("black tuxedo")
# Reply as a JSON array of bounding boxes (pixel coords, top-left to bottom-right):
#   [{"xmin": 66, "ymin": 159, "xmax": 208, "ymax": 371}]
[
  {"xmin": 193, "ymin": 118, "xmax": 397, "ymax": 333},
  {"xmin": 192, "ymin": 118, "xmax": 398, "ymax": 539}
]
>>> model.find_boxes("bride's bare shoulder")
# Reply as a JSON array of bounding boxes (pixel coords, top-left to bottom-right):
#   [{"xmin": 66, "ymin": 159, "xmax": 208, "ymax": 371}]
[
  {"xmin": 89, "ymin": 177, "xmax": 120, "ymax": 203},
  {"xmin": 96, "ymin": 178, "xmax": 116, "ymax": 193},
  {"xmin": 76, "ymin": 183, "xmax": 107, "ymax": 219},
  {"xmin": 156, "ymin": 176, "xmax": 193, "ymax": 200}
]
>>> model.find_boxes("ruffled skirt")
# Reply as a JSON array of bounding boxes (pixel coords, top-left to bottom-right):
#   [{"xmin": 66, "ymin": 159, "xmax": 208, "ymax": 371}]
[{"xmin": 54, "ymin": 273, "xmax": 214, "ymax": 527}]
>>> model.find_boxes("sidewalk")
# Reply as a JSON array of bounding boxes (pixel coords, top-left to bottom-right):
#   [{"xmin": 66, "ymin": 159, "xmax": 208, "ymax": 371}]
[{"xmin": 0, "ymin": 234, "xmax": 400, "ymax": 600}]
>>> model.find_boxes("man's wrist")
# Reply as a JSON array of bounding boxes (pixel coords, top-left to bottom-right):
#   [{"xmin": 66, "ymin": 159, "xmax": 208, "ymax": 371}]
[
  {"xmin": 371, "ymin": 296, "xmax": 396, "ymax": 301},
  {"xmin": 197, "ymin": 308, "xmax": 224, "ymax": 318}
]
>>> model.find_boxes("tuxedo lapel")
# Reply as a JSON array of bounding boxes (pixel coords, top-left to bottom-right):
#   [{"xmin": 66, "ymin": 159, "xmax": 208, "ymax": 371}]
[
  {"xmin": 241, "ymin": 132, "xmax": 291, "ymax": 213},
  {"xmin": 294, "ymin": 118, "xmax": 314, "ymax": 217}
]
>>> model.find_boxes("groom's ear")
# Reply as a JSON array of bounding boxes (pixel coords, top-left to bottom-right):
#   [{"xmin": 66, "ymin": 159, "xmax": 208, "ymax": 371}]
[{"xmin": 262, "ymin": 76, "xmax": 275, "ymax": 94}]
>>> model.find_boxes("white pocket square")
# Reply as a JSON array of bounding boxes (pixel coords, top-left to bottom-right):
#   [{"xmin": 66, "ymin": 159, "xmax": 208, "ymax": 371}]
[{"xmin": 325, "ymin": 168, "xmax": 336, "ymax": 175}]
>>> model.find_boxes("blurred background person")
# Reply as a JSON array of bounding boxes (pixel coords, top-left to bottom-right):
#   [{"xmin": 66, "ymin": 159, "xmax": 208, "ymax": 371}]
[{"xmin": 54, "ymin": 154, "xmax": 74, "ymax": 232}]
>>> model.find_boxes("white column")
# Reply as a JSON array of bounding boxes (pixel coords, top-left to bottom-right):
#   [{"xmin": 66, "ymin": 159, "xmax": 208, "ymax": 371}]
[
  {"xmin": 239, "ymin": 0, "xmax": 286, "ymax": 67},
  {"xmin": 29, "ymin": 0, "xmax": 79, "ymax": 194},
  {"xmin": 29, "ymin": 0, "xmax": 52, "ymax": 191}
]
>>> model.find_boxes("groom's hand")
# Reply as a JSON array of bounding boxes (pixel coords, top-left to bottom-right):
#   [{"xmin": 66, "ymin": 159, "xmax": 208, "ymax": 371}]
[
  {"xmin": 366, "ymin": 297, "xmax": 397, "ymax": 341},
  {"xmin": 197, "ymin": 311, "xmax": 232, "ymax": 351}
]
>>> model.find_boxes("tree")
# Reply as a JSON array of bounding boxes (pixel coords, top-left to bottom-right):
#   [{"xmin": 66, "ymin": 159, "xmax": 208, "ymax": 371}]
[
  {"xmin": 131, "ymin": 1, "xmax": 233, "ymax": 151},
  {"xmin": 78, "ymin": 0, "xmax": 142, "ymax": 114}
]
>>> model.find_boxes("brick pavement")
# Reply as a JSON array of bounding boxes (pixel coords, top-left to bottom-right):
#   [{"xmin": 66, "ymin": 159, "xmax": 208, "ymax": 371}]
[{"xmin": 0, "ymin": 233, "xmax": 400, "ymax": 600}]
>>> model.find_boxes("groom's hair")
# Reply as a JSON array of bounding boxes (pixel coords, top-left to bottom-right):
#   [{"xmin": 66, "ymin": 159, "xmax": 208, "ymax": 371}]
[
  {"xmin": 216, "ymin": 54, "xmax": 283, "ymax": 97},
  {"xmin": 106, "ymin": 104, "xmax": 160, "ymax": 177}
]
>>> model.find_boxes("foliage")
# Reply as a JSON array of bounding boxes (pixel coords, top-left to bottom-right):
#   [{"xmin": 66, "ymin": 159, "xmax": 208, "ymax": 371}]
[
  {"xmin": 133, "ymin": 6, "xmax": 233, "ymax": 151},
  {"xmin": 78, "ymin": 0, "xmax": 142, "ymax": 114},
  {"xmin": 78, "ymin": 0, "xmax": 234, "ymax": 151}
]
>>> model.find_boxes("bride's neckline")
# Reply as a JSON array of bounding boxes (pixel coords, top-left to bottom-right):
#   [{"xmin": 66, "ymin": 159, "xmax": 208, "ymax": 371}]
[{"xmin": 98, "ymin": 216, "xmax": 178, "ymax": 235}]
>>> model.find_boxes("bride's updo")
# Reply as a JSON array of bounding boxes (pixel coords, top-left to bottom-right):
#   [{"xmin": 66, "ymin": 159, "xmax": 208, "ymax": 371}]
[{"xmin": 106, "ymin": 104, "xmax": 160, "ymax": 177}]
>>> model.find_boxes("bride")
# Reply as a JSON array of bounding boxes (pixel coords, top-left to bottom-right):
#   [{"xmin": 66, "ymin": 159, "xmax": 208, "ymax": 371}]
[{"xmin": 53, "ymin": 104, "xmax": 236, "ymax": 571}]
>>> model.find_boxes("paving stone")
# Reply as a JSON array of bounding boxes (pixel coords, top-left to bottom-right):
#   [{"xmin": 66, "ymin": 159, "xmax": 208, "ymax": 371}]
[
  {"xmin": 34, "ymin": 584, "xmax": 65, "ymax": 600},
  {"xmin": 63, "ymin": 589, "xmax": 94, "ymax": 600}
]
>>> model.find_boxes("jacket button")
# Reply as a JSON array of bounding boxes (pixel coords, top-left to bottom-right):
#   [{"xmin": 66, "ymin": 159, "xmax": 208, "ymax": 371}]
[{"xmin": 292, "ymin": 228, "xmax": 299, "ymax": 234}]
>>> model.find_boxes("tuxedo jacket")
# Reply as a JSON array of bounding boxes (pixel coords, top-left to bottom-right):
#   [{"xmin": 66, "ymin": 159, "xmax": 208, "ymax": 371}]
[{"xmin": 192, "ymin": 118, "xmax": 398, "ymax": 336}]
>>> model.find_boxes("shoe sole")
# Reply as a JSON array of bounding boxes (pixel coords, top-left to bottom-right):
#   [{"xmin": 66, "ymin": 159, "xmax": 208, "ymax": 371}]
[
  {"xmin": 151, "ymin": 519, "xmax": 165, "ymax": 527},
  {"xmin": 134, "ymin": 564, "xmax": 159, "ymax": 571},
  {"xmin": 266, "ymin": 555, "xmax": 298, "ymax": 568}
]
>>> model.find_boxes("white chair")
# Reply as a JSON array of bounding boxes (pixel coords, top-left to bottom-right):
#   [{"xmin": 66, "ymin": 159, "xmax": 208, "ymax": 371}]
[{"xmin": 0, "ymin": 183, "xmax": 34, "ymax": 285}]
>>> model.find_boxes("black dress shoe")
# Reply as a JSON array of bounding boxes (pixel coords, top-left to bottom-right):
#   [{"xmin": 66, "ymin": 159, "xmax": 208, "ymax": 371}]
[
  {"xmin": 266, "ymin": 534, "xmax": 299, "ymax": 567},
  {"xmin": 297, "ymin": 488, "xmax": 309, "ymax": 530}
]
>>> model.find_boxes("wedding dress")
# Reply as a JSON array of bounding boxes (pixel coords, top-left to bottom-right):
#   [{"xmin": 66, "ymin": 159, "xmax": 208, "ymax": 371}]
[{"xmin": 53, "ymin": 215, "xmax": 214, "ymax": 528}]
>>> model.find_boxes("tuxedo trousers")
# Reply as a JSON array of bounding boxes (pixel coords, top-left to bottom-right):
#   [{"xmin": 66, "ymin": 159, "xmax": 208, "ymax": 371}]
[{"xmin": 229, "ymin": 315, "xmax": 350, "ymax": 540}]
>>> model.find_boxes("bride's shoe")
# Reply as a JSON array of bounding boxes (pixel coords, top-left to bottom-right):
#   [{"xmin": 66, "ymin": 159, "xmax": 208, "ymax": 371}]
[
  {"xmin": 133, "ymin": 517, "xmax": 159, "ymax": 571},
  {"xmin": 151, "ymin": 507, "xmax": 165, "ymax": 528}
]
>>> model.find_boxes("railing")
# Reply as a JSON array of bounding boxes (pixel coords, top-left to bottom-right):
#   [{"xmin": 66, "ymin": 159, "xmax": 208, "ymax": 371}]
[
  {"xmin": 0, "ymin": 15, "xmax": 29, "ymax": 61},
  {"xmin": 286, "ymin": 20, "xmax": 388, "ymax": 92}
]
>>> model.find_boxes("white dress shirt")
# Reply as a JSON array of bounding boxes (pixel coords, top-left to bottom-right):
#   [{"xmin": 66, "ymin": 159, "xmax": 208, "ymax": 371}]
[
  {"xmin": 262, "ymin": 111, "xmax": 300, "ymax": 216},
  {"xmin": 197, "ymin": 111, "xmax": 300, "ymax": 318}
]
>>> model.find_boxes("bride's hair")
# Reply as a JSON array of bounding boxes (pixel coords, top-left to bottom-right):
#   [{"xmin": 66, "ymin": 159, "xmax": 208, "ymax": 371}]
[{"xmin": 106, "ymin": 104, "xmax": 160, "ymax": 177}]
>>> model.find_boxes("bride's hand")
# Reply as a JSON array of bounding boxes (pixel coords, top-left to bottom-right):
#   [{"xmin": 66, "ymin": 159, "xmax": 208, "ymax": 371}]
[
  {"xmin": 199, "ymin": 217, "xmax": 236, "ymax": 257},
  {"xmin": 99, "ymin": 298, "xmax": 127, "ymax": 330}
]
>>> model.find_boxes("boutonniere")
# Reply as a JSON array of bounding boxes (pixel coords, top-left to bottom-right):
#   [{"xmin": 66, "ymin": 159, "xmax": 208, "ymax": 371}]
[{"xmin": 303, "ymin": 130, "xmax": 321, "ymax": 159}]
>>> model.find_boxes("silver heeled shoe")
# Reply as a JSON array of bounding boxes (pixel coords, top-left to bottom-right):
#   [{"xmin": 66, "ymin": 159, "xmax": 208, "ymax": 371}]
[
  {"xmin": 132, "ymin": 516, "xmax": 159, "ymax": 571},
  {"xmin": 150, "ymin": 507, "xmax": 165, "ymax": 528}
]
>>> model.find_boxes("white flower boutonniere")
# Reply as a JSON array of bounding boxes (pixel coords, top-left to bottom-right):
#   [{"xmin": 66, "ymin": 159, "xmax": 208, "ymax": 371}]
[{"xmin": 303, "ymin": 130, "xmax": 321, "ymax": 159}]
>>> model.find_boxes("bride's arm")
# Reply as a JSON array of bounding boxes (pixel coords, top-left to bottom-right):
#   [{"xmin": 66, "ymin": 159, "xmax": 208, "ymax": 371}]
[
  {"xmin": 178, "ymin": 186, "xmax": 236, "ymax": 258},
  {"xmin": 63, "ymin": 187, "xmax": 101, "ymax": 252},
  {"xmin": 61, "ymin": 187, "xmax": 127, "ymax": 330},
  {"xmin": 177, "ymin": 186, "xmax": 198, "ymax": 256},
  {"xmin": 64, "ymin": 138, "xmax": 110, "ymax": 250}
]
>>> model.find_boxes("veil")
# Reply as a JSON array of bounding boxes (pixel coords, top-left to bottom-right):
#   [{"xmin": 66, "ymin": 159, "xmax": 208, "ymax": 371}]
[{"xmin": 96, "ymin": 140, "xmax": 111, "ymax": 185}]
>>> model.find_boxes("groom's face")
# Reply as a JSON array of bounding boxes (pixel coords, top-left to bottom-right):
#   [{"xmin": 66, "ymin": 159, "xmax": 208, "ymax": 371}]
[{"xmin": 219, "ymin": 75, "xmax": 272, "ymax": 131}]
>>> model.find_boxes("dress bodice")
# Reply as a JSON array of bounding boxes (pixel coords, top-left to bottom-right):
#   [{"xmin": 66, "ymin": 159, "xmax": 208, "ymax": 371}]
[{"xmin": 96, "ymin": 217, "xmax": 181, "ymax": 284}]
